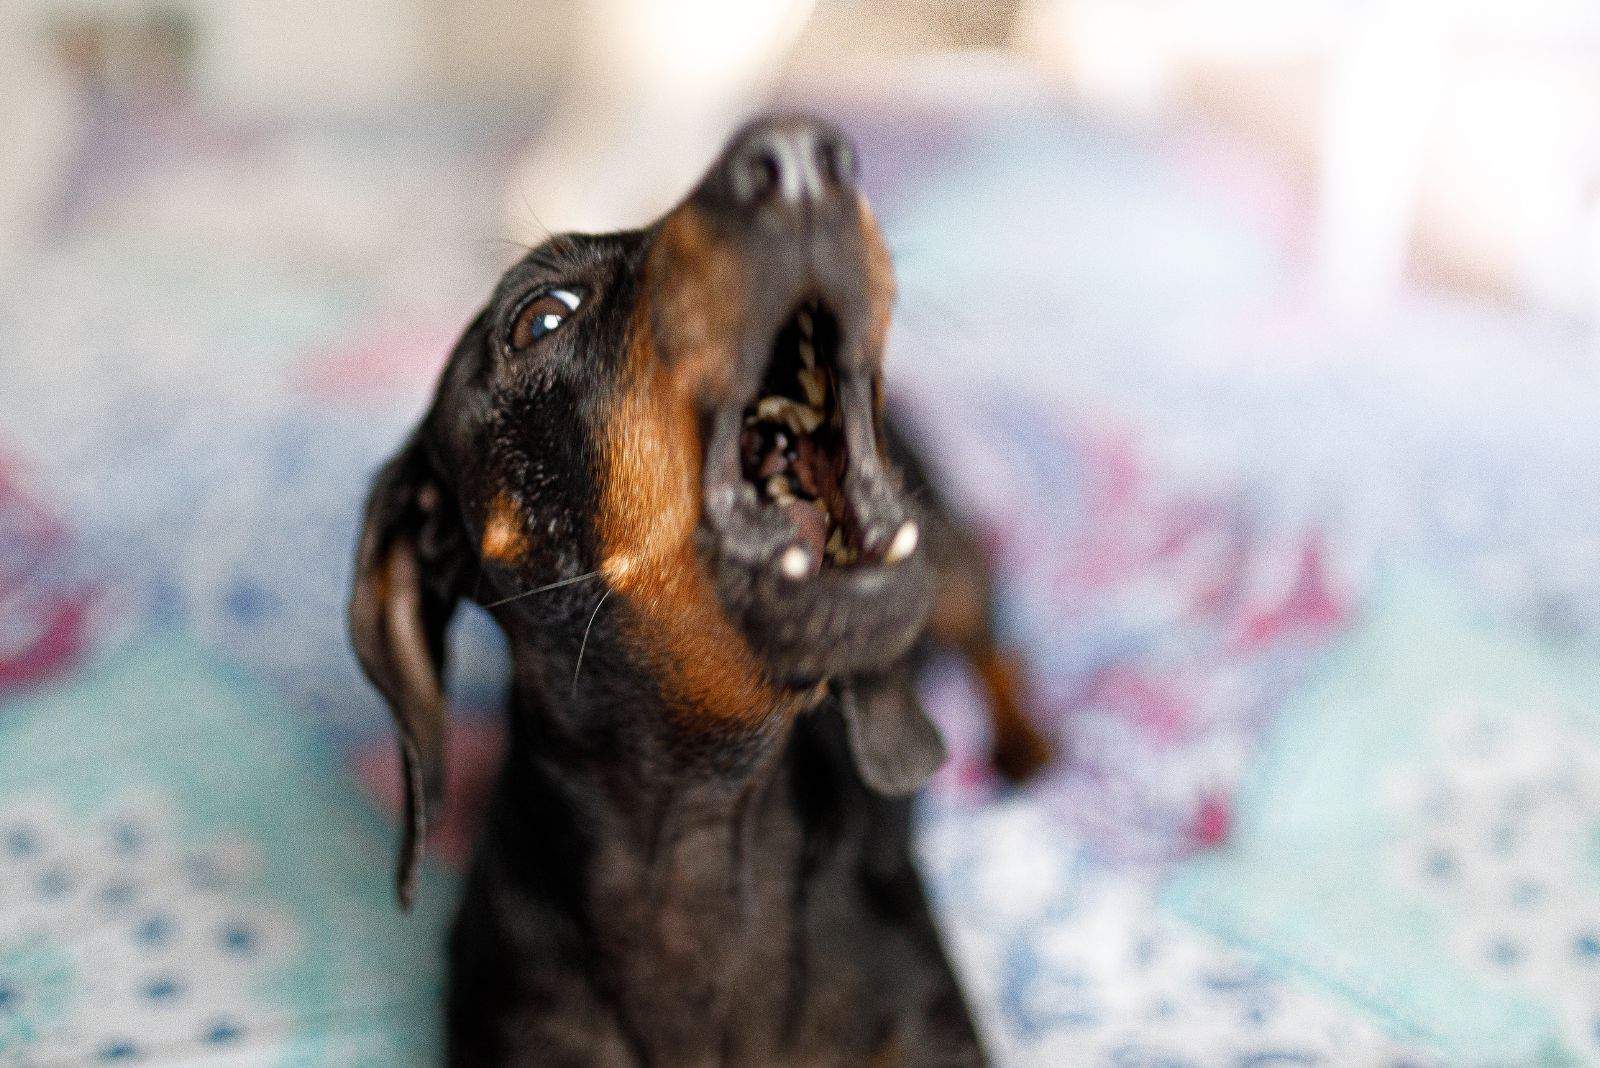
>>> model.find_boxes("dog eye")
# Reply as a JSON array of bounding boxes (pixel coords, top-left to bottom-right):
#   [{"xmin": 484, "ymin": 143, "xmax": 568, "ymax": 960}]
[{"xmin": 510, "ymin": 288, "xmax": 582, "ymax": 350}]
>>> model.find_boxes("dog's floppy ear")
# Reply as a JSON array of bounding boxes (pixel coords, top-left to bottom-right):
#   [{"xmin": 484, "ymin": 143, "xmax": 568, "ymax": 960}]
[
  {"xmin": 348, "ymin": 435, "xmax": 466, "ymax": 909},
  {"xmin": 837, "ymin": 674, "xmax": 947, "ymax": 796}
]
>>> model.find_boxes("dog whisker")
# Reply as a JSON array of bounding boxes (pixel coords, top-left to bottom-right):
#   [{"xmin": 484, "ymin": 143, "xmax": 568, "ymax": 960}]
[
  {"xmin": 570, "ymin": 586, "xmax": 613, "ymax": 698},
  {"xmin": 513, "ymin": 184, "xmax": 553, "ymax": 237},
  {"xmin": 488, "ymin": 236, "xmax": 539, "ymax": 255},
  {"xmin": 509, "ymin": 189, "xmax": 584, "ymax": 263},
  {"xmin": 481, "ymin": 569, "xmax": 601, "ymax": 609}
]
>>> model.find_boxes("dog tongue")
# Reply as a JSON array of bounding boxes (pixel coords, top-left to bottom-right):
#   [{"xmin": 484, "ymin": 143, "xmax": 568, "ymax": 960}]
[
  {"xmin": 739, "ymin": 416, "xmax": 833, "ymax": 560},
  {"xmin": 783, "ymin": 498, "xmax": 828, "ymax": 557}
]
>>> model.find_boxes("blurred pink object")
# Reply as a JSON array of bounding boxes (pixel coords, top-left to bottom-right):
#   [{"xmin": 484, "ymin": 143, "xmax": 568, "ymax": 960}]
[
  {"xmin": 0, "ymin": 454, "xmax": 96, "ymax": 696},
  {"xmin": 293, "ymin": 320, "xmax": 458, "ymax": 403}
]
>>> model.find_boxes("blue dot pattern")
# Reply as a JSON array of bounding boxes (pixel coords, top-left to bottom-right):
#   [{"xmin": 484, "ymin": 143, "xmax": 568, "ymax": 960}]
[
  {"xmin": 206, "ymin": 1019, "xmax": 242, "ymax": 1044},
  {"xmin": 143, "ymin": 977, "xmax": 181, "ymax": 1003},
  {"xmin": 133, "ymin": 915, "xmax": 173, "ymax": 948},
  {"xmin": 0, "ymin": 803, "xmax": 298, "ymax": 1064},
  {"xmin": 4, "ymin": 828, "xmax": 39, "ymax": 858},
  {"xmin": 35, "ymin": 868, "xmax": 71, "ymax": 899},
  {"xmin": 220, "ymin": 924, "xmax": 258, "ymax": 955}
]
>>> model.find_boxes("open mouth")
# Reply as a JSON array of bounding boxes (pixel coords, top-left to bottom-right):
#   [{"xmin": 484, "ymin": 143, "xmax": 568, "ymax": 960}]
[
  {"xmin": 738, "ymin": 302, "xmax": 910, "ymax": 574},
  {"xmin": 700, "ymin": 297, "xmax": 932, "ymax": 683}
]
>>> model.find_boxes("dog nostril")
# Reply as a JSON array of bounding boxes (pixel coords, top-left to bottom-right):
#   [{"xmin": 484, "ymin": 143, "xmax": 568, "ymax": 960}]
[
  {"xmin": 713, "ymin": 119, "xmax": 858, "ymax": 210},
  {"xmin": 815, "ymin": 137, "xmax": 857, "ymax": 189},
  {"xmin": 734, "ymin": 148, "xmax": 784, "ymax": 205}
]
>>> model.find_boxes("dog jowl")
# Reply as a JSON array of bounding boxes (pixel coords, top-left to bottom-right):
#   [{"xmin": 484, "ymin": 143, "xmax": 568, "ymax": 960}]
[{"xmin": 350, "ymin": 115, "xmax": 1041, "ymax": 1066}]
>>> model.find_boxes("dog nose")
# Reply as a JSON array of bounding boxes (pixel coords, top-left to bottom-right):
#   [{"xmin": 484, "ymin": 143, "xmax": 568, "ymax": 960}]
[{"xmin": 713, "ymin": 116, "xmax": 858, "ymax": 213}]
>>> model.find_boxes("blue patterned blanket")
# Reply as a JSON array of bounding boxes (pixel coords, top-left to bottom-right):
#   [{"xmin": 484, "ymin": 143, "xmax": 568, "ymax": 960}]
[{"xmin": 5, "ymin": 87, "xmax": 1600, "ymax": 1064}]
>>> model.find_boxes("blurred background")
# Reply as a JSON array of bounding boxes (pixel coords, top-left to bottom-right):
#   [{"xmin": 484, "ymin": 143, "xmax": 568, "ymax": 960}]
[{"xmin": 5, "ymin": 0, "xmax": 1600, "ymax": 1063}]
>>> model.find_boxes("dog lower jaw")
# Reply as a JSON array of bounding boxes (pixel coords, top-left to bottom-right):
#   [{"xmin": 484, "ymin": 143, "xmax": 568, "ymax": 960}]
[
  {"xmin": 696, "ymin": 508, "xmax": 934, "ymax": 689},
  {"xmin": 697, "ymin": 515, "xmax": 934, "ymax": 690}
]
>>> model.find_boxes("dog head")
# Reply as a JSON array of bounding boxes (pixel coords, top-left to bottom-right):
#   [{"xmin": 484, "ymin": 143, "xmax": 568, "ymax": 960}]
[{"xmin": 349, "ymin": 116, "xmax": 942, "ymax": 904}]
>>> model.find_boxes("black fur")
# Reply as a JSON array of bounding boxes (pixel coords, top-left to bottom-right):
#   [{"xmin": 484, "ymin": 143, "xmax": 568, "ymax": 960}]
[{"xmin": 349, "ymin": 117, "xmax": 1011, "ymax": 1066}]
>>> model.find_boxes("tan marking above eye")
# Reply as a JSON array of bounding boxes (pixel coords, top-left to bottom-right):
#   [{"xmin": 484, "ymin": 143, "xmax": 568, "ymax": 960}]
[{"xmin": 481, "ymin": 492, "xmax": 529, "ymax": 563}]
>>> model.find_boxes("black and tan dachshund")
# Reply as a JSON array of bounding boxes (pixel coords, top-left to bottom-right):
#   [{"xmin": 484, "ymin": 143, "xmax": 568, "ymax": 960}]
[{"xmin": 349, "ymin": 115, "xmax": 1049, "ymax": 1067}]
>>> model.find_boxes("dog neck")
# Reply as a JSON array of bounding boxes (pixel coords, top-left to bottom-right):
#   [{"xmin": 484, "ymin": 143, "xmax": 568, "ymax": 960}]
[
  {"xmin": 497, "ymin": 636, "xmax": 842, "ymax": 886},
  {"xmin": 482, "ymin": 657, "xmax": 851, "ymax": 1045}
]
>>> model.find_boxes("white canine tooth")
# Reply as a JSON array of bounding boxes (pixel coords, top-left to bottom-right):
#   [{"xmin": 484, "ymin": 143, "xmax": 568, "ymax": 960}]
[
  {"xmin": 779, "ymin": 546, "xmax": 810, "ymax": 580},
  {"xmin": 884, "ymin": 520, "xmax": 919, "ymax": 565}
]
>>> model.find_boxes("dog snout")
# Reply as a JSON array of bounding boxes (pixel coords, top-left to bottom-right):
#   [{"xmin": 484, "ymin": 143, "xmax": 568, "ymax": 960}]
[{"xmin": 708, "ymin": 116, "xmax": 858, "ymax": 216}]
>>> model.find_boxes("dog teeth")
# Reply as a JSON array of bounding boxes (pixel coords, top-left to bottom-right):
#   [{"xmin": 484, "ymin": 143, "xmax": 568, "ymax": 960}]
[
  {"xmin": 883, "ymin": 520, "xmax": 919, "ymax": 565},
  {"xmin": 779, "ymin": 545, "xmax": 811, "ymax": 580},
  {"xmin": 824, "ymin": 526, "xmax": 855, "ymax": 566},
  {"xmin": 756, "ymin": 395, "xmax": 822, "ymax": 435}
]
